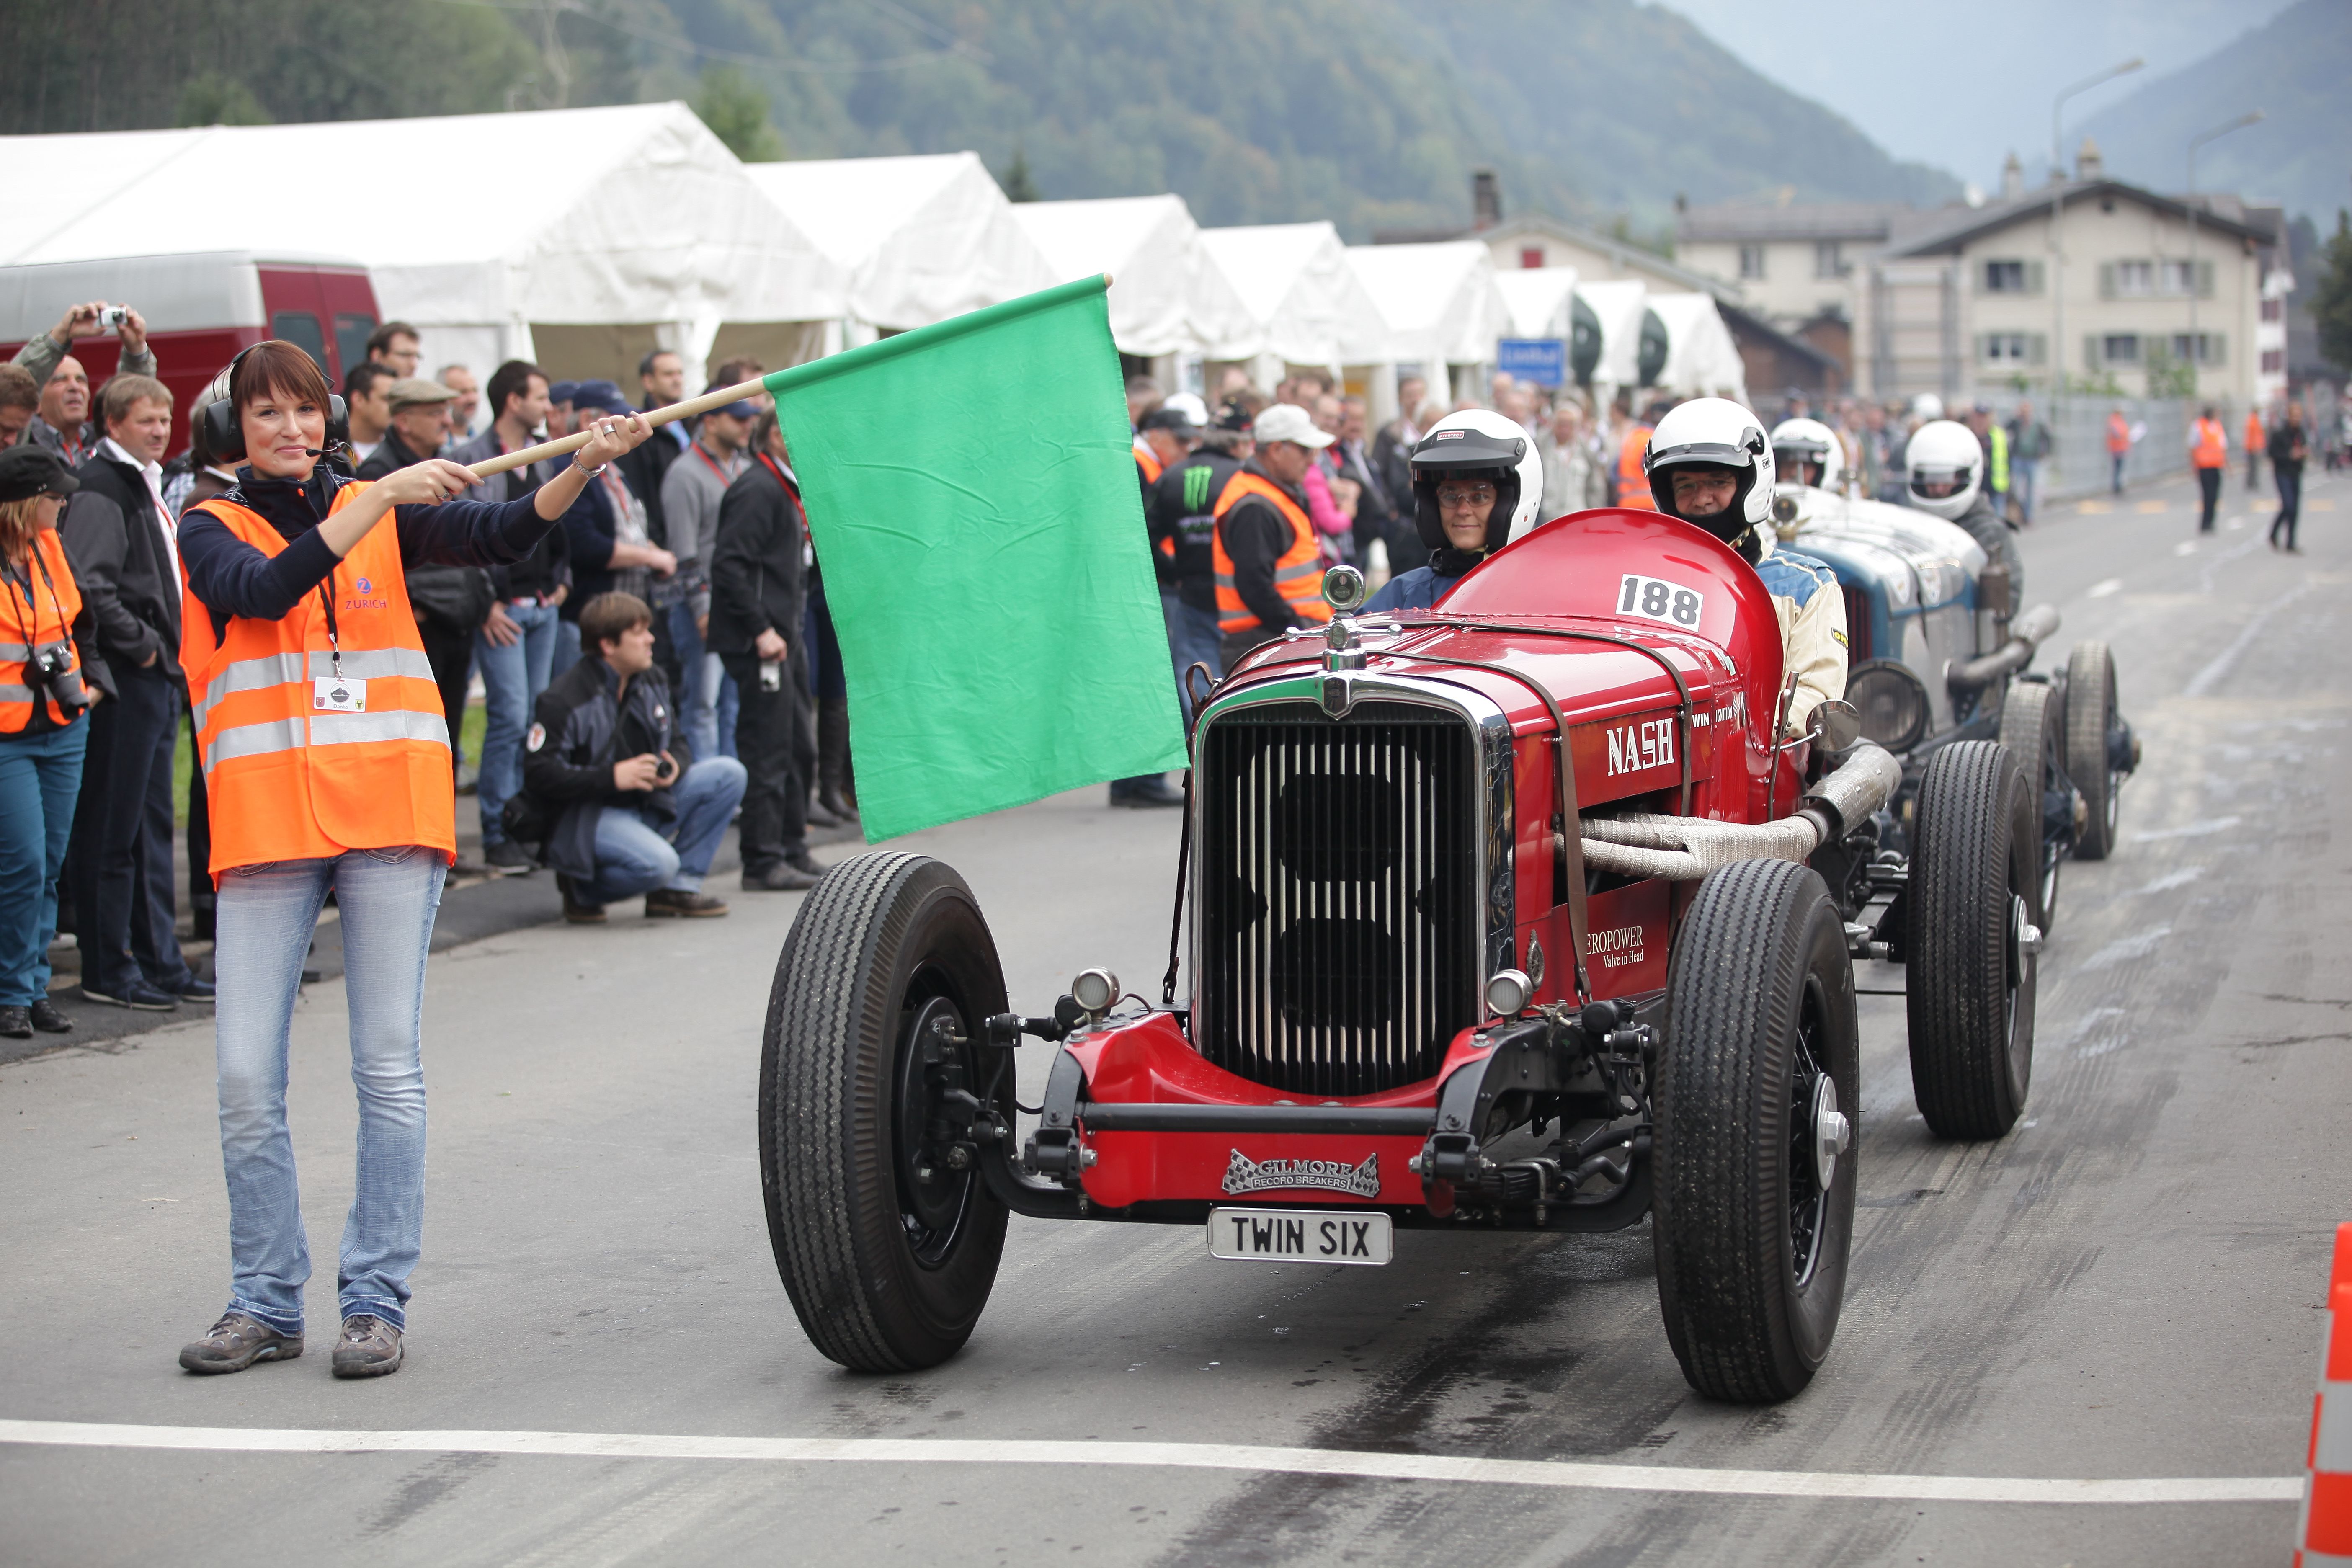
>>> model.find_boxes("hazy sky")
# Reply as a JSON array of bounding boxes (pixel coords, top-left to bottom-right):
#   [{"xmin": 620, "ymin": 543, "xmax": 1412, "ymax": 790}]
[{"xmin": 1658, "ymin": 0, "xmax": 2300, "ymax": 191}]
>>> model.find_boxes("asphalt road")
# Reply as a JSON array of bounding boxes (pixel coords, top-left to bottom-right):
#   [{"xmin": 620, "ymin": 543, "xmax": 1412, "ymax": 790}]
[{"xmin": 4, "ymin": 463, "xmax": 2345, "ymax": 1566}]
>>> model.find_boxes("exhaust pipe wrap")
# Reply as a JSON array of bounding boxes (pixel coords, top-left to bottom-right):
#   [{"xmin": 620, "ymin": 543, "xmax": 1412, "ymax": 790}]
[
  {"xmin": 1578, "ymin": 740, "xmax": 1902, "ymax": 881},
  {"xmin": 1946, "ymin": 602, "xmax": 2061, "ymax": 693}
]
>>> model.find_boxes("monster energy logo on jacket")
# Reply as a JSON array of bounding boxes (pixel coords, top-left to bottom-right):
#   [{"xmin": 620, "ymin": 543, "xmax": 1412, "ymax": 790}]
[{"xmin": 1153, "ymin": 452, "xmax": 1240, "ymax": 611}]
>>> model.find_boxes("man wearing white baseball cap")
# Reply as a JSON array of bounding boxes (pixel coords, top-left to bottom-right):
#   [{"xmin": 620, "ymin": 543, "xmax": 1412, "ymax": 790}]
[{"xmin": 1208, "ymin": 402, "xmax": 1335, "ymax": 667}]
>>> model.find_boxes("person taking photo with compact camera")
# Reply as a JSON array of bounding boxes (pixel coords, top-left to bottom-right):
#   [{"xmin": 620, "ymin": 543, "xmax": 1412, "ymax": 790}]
[
  {"xmin": 170, "ymin": 340, "xmax": 651, "ymax": 1382},
  {"xmin": 0, "ymin": 447, "xmax": 110, "ymax": 1042}
]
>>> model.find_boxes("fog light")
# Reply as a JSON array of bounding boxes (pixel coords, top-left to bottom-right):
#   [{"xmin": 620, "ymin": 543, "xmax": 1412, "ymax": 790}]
[
  {"xmin": 1484, "ymin": 968, "xmax": 1531, "ymax": 1017},
  {"xmin": 1070, "ymin": 967, "xmax": 1120, "ymax": 1017}
]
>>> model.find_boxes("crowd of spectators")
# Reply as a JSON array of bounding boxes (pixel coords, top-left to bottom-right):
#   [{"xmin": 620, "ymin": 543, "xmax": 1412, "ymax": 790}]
[{"xmin": 0, "ymin": 302, "xmax": 868, "ymax": 1039}]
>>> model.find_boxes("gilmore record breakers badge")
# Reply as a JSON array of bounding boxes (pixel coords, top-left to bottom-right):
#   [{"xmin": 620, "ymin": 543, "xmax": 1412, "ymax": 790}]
[{"xmin": 1222, "ymin": 1149, "xmax": 1380, "ymax": 1199}]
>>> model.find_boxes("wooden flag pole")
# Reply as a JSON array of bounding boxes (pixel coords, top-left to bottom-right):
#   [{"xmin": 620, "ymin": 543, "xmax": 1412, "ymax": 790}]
[{"xmin": 459, "ymin": 375, "xmax": 769, "ymax": 479}]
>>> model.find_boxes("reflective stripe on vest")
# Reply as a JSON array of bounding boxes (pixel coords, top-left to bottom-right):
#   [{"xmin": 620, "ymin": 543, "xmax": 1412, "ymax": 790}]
[
  {"xmin": 180, "ymin": 483, "xmax": 456, "ymax": 872},
  {"xmin": 1617, "ymin": 424, "xmax": 1657, "ymax": 510},
  {"xmin": 0, "ymin": 531, "xmax": 85, "ymax": 733},
  {"xmin": 1210, "ymin": 471, "xmax": 1331, "ymax": 635},
  {"xmin": 2192, "ymin": 419, "xmax": 2227, "ymax": 467}
]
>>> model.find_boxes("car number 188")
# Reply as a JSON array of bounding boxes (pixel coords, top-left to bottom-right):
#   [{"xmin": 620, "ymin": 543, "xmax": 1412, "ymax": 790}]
[{"xmin": 1207, "ymin": 1207, "xmax": 1393, "ymax": 1266}]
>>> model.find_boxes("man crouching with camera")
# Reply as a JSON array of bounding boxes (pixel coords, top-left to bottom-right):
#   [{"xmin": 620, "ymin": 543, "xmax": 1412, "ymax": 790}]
[{"xmin": 521, "ymin": 590, "xmax": 746, "ymax": 923}]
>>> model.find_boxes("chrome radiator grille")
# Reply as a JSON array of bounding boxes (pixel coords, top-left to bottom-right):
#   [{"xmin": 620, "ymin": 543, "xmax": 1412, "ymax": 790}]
[{"xmin": 1196, "ymin": 700, "xmax": 1479, "ymax": 1096}]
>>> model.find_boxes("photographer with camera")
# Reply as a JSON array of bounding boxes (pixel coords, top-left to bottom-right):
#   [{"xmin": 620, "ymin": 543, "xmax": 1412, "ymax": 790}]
[
  {"xmin": 0, "ymin": 448, "xmax": 111, "ymax": 1041},
  {"xmin": 12, "ymin": 302, "xmax": 155, "ymax": 467},
  {"xmin": 519, "ymin": 591, "xmax": 743, "ymax": 923}
]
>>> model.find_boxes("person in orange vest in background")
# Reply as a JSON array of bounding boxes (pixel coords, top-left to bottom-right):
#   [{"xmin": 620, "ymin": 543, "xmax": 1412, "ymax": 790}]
[
  {"xmin": 1110, "ymin": 393, "xmax": 1206, "ymax": 808},
  {"xmin": 1614, "ymin": 399, "xmax": 1670, "ymax": 510},
  {"xmin": 2189, "ymin": 404, "xmax": 2228, "ymax": 533},
  {"xmin": 0, "ymin": 447, "xmax": 108, "ymax": 1043},
  {"xmin": 170, "ymin": 340, "xmax": 652, "ymax": 1382},
  {"xmin": 1212, "ymin": 402, "xmax": 1333, "ymax": 671},
  {"xmin": 2106, "ymin": 404, "xmax": 2131, "ymax": 495},
  {"xmin": 2244, "ymin": 405, "xmax": 2266, "ymax": 491}
]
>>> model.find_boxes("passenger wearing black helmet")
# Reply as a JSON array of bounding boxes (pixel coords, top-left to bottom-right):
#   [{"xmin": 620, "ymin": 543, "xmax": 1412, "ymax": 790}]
[
  {"xmin": 1363, "ymin": 408, "xmax": 1544, "ymax": 614},
  {"xmin": 1645, "ymin": 397, "xmax": 1847, "ymax": 735}
]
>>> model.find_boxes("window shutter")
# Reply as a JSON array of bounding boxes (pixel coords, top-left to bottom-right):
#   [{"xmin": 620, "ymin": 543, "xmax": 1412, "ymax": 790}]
[
  {"xmin": 1975, "ymin": 332, "xmax": 1990, "ymax": 363},
  {"xmin": 2029, "ymin": 334, "xmax": 2047, "ymax": 366},
  {"xmin": 2098, "ymin": 262, "xmax": 2116, "ymax": 300},
  {"xmin": 2206, "ymin": 333, "xmax": 2225, "ymax": 367},
  {"xmin": 2197, "ymin": 260, "xmax": 2214, "ymax": 298},
  {"xmin": 2084, "ymin": 335, "xmax": 2102, "ymax": 370},
  {"xmin": 2026, "ymin": 260, "xmax": 2045, "ymax": 296}
]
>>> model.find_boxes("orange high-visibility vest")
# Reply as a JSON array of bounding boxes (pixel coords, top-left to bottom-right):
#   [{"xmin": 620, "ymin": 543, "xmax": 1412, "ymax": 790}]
[
  {"xmin": 1135, "ymin": 446, "xmax": 1163, "ymax": 486},
  {"xmin": 1211, "ymin": 471, "xmax": 1331, "ymax": 636},
  {"xmin": 2191, "ymin": 418, "xmax": 2227, "ymax": 469},
  {"xmin": 1617, "ymin": 423, "xmax": 1657, "ymax": 510},
  {"xmin": 2244, "ymin": 411, "xmax": 2264, "ymax": 452},
  {"xmin": 180, "ymin": 482, "xmax": 456, "ymax": 874},
  {"xmin": 0, "ymin": 529, "xmax": 87, "ymax": 733},
  {"xmin": 2106, "ymin": 413, "xmax": 2130, "ymax": 454}
]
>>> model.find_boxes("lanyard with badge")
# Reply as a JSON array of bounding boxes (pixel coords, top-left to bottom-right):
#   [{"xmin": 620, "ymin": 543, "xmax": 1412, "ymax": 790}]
[{"xmin": 312, "ymin": 565, "xmax": 365, "ymax": 713}]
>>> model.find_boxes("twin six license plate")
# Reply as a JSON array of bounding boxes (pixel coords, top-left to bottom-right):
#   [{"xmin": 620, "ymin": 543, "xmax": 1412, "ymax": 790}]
[{"xmin": 1208, "ymin": 1207, "xmax": 1393, "ymax": 1266}]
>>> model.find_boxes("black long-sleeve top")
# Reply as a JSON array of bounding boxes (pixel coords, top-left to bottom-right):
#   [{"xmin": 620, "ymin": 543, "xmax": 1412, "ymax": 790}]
[
  {"xmin": 179, "ymin": 466, "xmax": 560, "ymax": 633},
  {"xmin": 1217, "ymin": 462, "xmax": 1312, "ymax": 632}
]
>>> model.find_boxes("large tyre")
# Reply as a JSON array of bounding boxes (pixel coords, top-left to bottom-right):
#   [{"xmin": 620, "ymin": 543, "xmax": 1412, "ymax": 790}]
[
  {"xmin": 1906, "ymin": 741, "xmax": 2038, "ymax": 1140},
  {"xmin": 1654, "ymin": 859, "xmax": 1860, "ymax": 1404},
  {"xmin": 758, "ymin": 851, "xmax": 1011, "ymax": 1372},
  {"xmin": 2065, "ymin": 641, "xmax": 2123, "ymax": 861},
  {"xmin": 1996, "ymin": 680, "xmax": 2066, "ymax": 926}
]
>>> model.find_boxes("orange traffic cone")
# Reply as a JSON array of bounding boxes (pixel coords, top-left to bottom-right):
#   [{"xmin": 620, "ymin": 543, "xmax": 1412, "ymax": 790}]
[{"xmin": 2298, "ymin": 1224, "xmax": 2352, "ymax": 1567}]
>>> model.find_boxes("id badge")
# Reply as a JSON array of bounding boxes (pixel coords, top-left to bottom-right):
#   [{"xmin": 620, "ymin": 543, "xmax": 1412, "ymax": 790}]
[{"xmin": 314, "ymin": 676, "xmax": 367, "ymax": 713}]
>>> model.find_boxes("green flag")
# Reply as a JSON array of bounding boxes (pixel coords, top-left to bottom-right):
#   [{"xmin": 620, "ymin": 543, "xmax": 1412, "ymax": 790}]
[{"xmin": 762, "ymin": 276, "xmax": 1188, "ymax": 843}]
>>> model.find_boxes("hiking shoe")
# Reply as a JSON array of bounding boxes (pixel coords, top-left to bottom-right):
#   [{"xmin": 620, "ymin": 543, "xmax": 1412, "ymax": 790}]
[
  {"xmin": 28, "ymin": 998, "xmax": 72, "ymax": 1033},
  {"xmin": 0, "ymin": 1007, "xmax": 28, "ymax": 1040},
  {"xmin": 645, "ymin": 888, "xmax": 729, "ymax": 918},
  {"xmin": 784, "ymin": 848, "xmax": 827, "ymax": 878},
  {"xmin": 742, "ymin": 861, "xmax": 819, "ymax": 892},
  {"xmin": 180, "ymin": 1311, "xmax": 302, "ymax": 1374},
  {"xmin": 81, "ymin": 980, "xmax": 178, "ymax": 1011},
  {"xmin": 1111, "ymin": 775, "xmax": 1186, "ymax": 808},
  {"xmin": 484, "ymin": 840, "xmax": 535, "ymax": 874},
  {"xmin": 557, "ymin": 875, "xmax": 607, "ymax": 924},
  {"xmin": 172, "ymin": 977, "xmax": 216, "ymax": 1003},
  {"xmin": 331, "ymin": 1315, "xmax": 403, "ymax": 1378}
]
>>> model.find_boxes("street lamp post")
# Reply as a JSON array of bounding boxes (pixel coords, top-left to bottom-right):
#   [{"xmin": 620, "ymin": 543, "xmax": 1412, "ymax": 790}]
[
  {"xmin": 2050, "ymin": 58, "xmax": 2142, "ymax": 400},
  {"xmin": 2186, "ymin": 110, "xmax": 2264, "ymax": 396}
]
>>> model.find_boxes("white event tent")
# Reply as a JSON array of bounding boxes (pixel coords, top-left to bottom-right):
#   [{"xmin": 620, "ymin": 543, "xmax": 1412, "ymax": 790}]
[
  {"xmin": 1492, "ymin": 265, "xmax": 1582, "ymax": 342},
  {"xmin": 1343, "ymin": 242, "xmax": 1509, "ymax": 381},
  {"xmin": 0, "ymin": 103, "xmax": 846, "ymax": 390},
  {"xmin": 1009, "ymin": 195, "xmax": 1258, "ymax": 358},
  {"xmin": 1197, "ymin": 222, "xmax": 1390, "ymax": 369},
  {"xmin": 1645, "ymin": 292, "xmax": 1748, "ymax": 401},
  {"xmin": 1574, "ymin": 279, "xmax": 1651, "ymax": 394},
  {"xmin": 743, "ymin": 152, "xmax": 1057, "ymax": 333}
]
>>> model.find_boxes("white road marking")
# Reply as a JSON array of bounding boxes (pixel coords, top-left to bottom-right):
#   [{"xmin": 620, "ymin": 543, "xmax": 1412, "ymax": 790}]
[
  {"xmin": 2185, "ymin": 585, "xmax": 2314, "ymax": 696},
  {"xmin": 2174, "ymin": 540, "xmax": 2198, "ymax": 556},
  {"xmin": 2133, "ymin": 817, "xmax": 2242, "ymax": 841},
  {"xmin": 0, "ymin": 1420, "xmax": 2299, "ymax": 1506},
  {"xmin": 2081, "ymin": 926, "xmax": 2174, "ymax": 970},
  {"xmin": 2086, "ymin": 578, "xmax": 2123, "ymax": 598},
  {"xmin": 2130, "ymin": 866, "xmax": 2205, "ymax": 895}
]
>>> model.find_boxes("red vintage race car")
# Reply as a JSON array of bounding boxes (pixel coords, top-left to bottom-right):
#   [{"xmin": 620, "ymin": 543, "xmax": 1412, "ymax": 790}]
[{"xmin": 758, "ymin": 509, "xmax": 2046, "ymax": 1404}]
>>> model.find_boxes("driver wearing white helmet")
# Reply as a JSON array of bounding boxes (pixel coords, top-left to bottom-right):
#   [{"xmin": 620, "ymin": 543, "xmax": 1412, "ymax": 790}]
[
  {"xmin": 1769, "ymin": 416, "xmax": 1846, "ymax": 493},
  {"xmin": 1904, "ymin": 418, "xmax": 2024, "ymax": 600},
  {"xmin": 1645, "ymin": 398, "xmax": 1848, "ymax": 735},
  {"xmin": 1364, "ymin": 408, "xmax": 1546, "ymax": 613}
]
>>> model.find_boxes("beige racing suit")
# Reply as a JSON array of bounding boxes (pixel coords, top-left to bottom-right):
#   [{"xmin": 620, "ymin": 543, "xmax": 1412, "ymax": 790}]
[{"xmin": 1750, "ymin": 531, "xmax": 1848, "ymax": 738}]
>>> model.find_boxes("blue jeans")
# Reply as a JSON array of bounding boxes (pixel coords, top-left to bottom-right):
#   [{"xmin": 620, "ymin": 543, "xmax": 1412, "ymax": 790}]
[
  {"xmin": 0, "ymin": 720, "xmax": 87, "ymax": 1006},
  {"xmin": 2012, "ymin": 459, "xmax": 2040, "ymax": 524},
  {"xmin": 668, "ymin": 601, "xmax": 739, "ymax": 761},
  {"xmin": 1163, "ymin": 590, "xmax": 1222, "ymax": 724},
  {"xmin": 550, "ymin": 616, "xmax": 582, "ymax": 683},
  {"xmin": 475, "ymin": 600, "xmax": 560, "ymax": 846},
  {"xmin": 583, "ymin": 757, "xmax": 748, "ymax": 904},
  {"xmin": 212, "ymin": 846, "xmax": 446, "ymax": 1333}
]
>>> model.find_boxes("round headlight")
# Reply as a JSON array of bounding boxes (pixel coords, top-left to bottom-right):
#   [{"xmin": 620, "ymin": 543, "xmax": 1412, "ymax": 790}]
[
  {"xmin": 1070, "ymin": 967, "xmax": 1121, "ymax": 1016},
  {"xmin": 1844, "ymin": 660, "xmax": 1929, "ymax": 753},
  {"xmin": 1484, "ymin": 968, "xmax": 1531, "ymax": 1017}
]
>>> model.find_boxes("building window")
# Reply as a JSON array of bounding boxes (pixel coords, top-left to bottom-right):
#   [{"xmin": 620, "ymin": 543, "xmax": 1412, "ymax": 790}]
[
  {"xmin": 1983, "ymin": 333, "xmax": 2031, "ymax": 364},
  {"xmin": 2263, "ymin": 348, "xmax": 2285, "ymax": 373},
  {"xmin": 2262, "ymin": 297, "xmax": 2283, "ymax": 322},
  {"xmin": 2159, "ymin": 260, "xmax": 2197, "ymax": 295},
  {"xmin": 1984, "ymin": 259, "xmax": 2027, "ymax": 292},
  {"xmin": 1520, "ymin": 246, "xmax": 1545, "ymax": 270},
  {"xmin": 1814, "ymin": 240, "xmax": 1843, "ymax": 279},
  {"xmin": 1738, "ymin": 244, "xmax": 1766, "ymax": 280},
  {"xmin": 2113, "ymin": 261, "xmax": 2154, "ymax": 296},
  {"xmin": 2167, "ymin": 333, "xmax": 2224, "ymax": 365},
  {"xmin": 2101, "ymin": 334, "xmax": 2141, "ymax": 364}
]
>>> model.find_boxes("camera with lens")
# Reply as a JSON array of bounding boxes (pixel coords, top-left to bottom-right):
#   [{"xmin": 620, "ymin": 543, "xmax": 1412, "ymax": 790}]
[{"xmin": 24, "ymin": 641, "xmax": 92, "ymax": 713}]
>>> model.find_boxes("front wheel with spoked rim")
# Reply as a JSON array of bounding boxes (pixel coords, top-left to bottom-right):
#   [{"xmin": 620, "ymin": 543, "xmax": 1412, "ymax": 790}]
[
  {"xmin": 759, "ymin": 852, "xmax": 1012, "ymax": 1372},
  {"xmin": 1653, "ymin": 858, "xmax": 1860, "ymax": 1404}
]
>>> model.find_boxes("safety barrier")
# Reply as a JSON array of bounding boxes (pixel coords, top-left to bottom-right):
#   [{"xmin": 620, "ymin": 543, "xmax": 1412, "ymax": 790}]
[{"xmin": 2298, "ymin": 1223, "xmax": 2352, "ymax": 1566}]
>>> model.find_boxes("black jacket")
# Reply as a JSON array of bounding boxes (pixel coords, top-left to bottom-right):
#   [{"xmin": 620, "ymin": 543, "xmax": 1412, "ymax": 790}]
[
  {"xmin": 448, "ymin": 430, "xmax": 570, "ymax": 602},
  {"xmin": 359, "ymin": 429, "xmax": 493, "ymax": 631},
  {"xmin": 619, "ymin": 431, "xmax": 683, "ymax": 549},
  {"xmin": 707, "ymin": 455, "xmax": 806, "ymax": 657},
  {"xmin": 1149, "ymin": 451, "xmax": 1239, "ymax": 613},
  {"xmin": 59, "ymin": 449, "xmax": 182, "ymax": 683},
  {"xmin": 1216, "ymin": 461, "xmax": 1313, "ymax": 634},
  {"xmin": 522, "ymin": 654, "xmax": 689, "ymax": 881}
]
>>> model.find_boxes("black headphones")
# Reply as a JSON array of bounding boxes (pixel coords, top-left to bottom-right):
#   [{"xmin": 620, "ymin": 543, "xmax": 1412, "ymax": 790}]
[{"xmin": 200, "ymin": 341, "xmax": 351, "ymax": 464}]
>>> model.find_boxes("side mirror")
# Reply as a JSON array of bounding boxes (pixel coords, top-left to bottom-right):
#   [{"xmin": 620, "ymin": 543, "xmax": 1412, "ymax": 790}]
[
  {"xmin": 1809, "ymin": 699, "xmax": 1862, "ymax": 754},
  {"xmin": 1322, "ymin": 564, "xmax": 1368, "ymax": 614}
]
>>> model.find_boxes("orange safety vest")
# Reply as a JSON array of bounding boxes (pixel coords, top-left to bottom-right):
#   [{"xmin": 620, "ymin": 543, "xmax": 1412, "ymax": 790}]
[
  {"xmin": 2106, "ymin": 413, "xmax": 2130, "ymax": 454},
  {"xmin": 1211, "ymin": 471, "xmax": 1331, "ymax": 636},
  {"xmin": 2191, "ymin": 418, "xmax": 2227, "ymax": 469},
  {"xmin": 2244, "ymin": 412, "xmax": 2265, "ymax": 452},
  {"xmin": 0, "ymin": 530, "xmax": 87, "ymax": 733},
  {"xmin": 1616, "ymin": 423, "xmax": 1657, "ymax": 510},
  {"xmin": 181, "ymin": 481, "xmax": 456, "ymax": 874},
  {"xmin": 1134, "ymin": 446, "xmax": 1163, "ymax": 486}
]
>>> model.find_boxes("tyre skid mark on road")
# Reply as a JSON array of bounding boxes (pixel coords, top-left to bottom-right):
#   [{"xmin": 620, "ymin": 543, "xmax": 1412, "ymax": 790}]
[{"xmin": 0, "ymin": 1420, "xmax": 2298, "ymax": 1505}]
